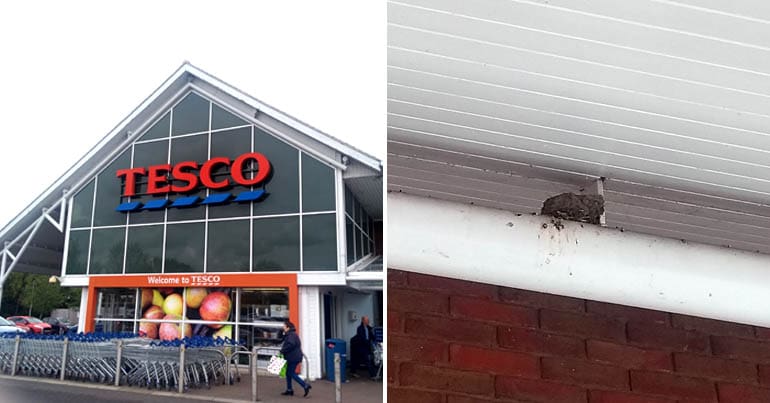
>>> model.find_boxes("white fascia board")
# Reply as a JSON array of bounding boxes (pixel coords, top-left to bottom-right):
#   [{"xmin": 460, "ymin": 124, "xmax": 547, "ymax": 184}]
[
  {"xmin": 60, "ymin": 275, "xmax": 89, "ymax": 287},
  {"xmin": 297, "ymin": 272, "xmax": 347, "ymax": 286},
  {"xmin": 185, "ymin": 64, "xmax": 381, "ymax": 172},
  {"xmin": 346, "ymin": 271, "xmax": 384, "ymax": 282},
  {"xmin": 389, "ymin": 193, "xmax": 770, "ymax": 327}
]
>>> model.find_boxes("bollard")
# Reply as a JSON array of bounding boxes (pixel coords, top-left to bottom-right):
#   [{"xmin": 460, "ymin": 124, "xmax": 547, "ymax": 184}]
[
  {"xmin": 60, "ymin": 337, "xmax": 69, "ymax": 381},
  {"xmin": 334, "ymin": 353, "xmax": 341, "ymax": 403},
  {"xmin": 114, "ymin": 340, "xmax": 123, "ymax": 386},
  {"xmin": 178, "ymin": 344, "xmax": 186, "ymax": 394},
  {"xmin": 11, "ymin": 335, "xmax": 20, "ymax": 376},
  {"xmin": 251, "ymin": 346, "xmax": 259, "ymax": 402}
]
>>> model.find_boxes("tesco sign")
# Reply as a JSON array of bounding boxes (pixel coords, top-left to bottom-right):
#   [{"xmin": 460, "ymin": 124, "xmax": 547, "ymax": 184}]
[
  {"xmin": 117, "ymin": 152, "xmax": 270, "ymax": 197},
  {"xmin": 115, "ymin": 152, "xmax": 271, "ymax": 212}
]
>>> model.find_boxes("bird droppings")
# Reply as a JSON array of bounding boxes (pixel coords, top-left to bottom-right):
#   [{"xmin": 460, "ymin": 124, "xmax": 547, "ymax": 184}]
[
  {"xmin": 551, "ymin": 218, "xmax": 564, "ymax": 231},
  {"xmin": 542, "ymin": 223, "xmax": 548, "ymax": 229},
  {"xmin": 506, "ymin": 222, "xmax": 514, "ymax": 227},
  {"xmin": 515, "ymin": 213, "xmax": 522, "ymax": 217},
  {"xmin": 541, "ymin": 192, "xmax": 604, "ymax": 225}
]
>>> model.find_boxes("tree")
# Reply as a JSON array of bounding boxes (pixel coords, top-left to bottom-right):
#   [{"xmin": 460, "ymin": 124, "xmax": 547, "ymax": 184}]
[{"xmin": 1, "ymin": 272, "xmax": 81, "ymax": 317}]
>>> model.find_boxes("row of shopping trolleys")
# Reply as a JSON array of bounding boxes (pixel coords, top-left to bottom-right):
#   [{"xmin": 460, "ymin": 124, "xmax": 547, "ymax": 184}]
[{"xmin": 0, "ymin": 333, "xmax": 244, "ymax": 392}]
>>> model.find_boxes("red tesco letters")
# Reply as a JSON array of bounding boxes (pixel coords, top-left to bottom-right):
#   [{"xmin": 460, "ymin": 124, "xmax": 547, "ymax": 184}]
[{"xmin": 116, "ymin": 152, "xmax": 270, "ymax": 197}]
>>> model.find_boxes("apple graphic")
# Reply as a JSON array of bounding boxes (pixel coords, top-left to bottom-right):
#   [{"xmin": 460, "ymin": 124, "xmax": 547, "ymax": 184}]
[
  {"xmin": 163, "ymin": 293, "xmax": 184, "ymax": 316},
  {"xmin": 139, "ymin": 321, "xmax": 158, "ymax": 339},
  {"xmin": 212, "ymin": 324, "xmax": 232, "ymax": 340},
  {"xmin": 143, "ymin": 305, "xmax": 164, "ymax": 320},
  {"xmin": 158, "ymin": 314, "xmax": 191, "ymax": 341},
  {"xmin": 152, "ymin": 289, "xmax": 164, "ymax": 307},
  {"xmin": 185, "ymin": 287, "xmax": 208, "ymax": 309},
  {"xmin": 158, "ymin": 287, "xmax": 176, "ymax": 295},
  {"xmin": 141, "ymin": 289, "xmax": 153, "ymax": 310},
  {"xmin": 199, "ymin": 291, "xmax": 232, "ymax": 328}
]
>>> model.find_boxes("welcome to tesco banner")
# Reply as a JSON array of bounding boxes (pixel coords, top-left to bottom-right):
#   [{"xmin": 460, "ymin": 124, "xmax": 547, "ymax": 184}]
[{"xmin": 88, "ymin": 273, "xmax": 298, "ymax": 289}]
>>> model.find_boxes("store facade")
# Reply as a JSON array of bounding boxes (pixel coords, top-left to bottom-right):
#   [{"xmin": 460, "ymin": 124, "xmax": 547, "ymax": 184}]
[{"xmin": 0, "ymin": 64, "xmax": 382, "ymax": 380}]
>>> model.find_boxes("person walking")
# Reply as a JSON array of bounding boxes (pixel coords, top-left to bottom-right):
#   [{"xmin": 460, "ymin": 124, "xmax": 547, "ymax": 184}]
[{"xmin": 280, "ymin": 320, "xmax": 311, "ymax": 397}]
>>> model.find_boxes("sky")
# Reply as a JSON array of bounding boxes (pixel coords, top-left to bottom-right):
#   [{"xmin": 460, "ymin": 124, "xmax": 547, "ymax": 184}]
[{"xmin": 0, "ymin": 1, "xmax": 385, "ymax": 230}]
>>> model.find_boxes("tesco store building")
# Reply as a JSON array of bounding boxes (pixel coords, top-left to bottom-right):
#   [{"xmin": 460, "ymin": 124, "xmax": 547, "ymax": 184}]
[{"xmin": 0, "ymin": 64, "xmax": 383, "ymax": 380}]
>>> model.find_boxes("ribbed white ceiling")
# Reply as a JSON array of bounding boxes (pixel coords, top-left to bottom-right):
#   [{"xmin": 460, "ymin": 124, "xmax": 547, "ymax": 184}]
[{"xmin": 388, "ymin": 0, "xmax": 770, "ymax": 254}]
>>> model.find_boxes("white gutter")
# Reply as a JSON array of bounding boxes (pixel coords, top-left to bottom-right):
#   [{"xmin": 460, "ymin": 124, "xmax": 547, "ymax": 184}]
[{"xmin": 389, "ymin": 193, "xmax": 770, "ymax": 327}]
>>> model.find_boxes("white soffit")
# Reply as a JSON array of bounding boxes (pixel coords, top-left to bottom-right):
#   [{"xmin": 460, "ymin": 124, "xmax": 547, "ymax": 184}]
[{"xmin": 387, "ymin": 0, "xmax": 770, "ymax": 255}]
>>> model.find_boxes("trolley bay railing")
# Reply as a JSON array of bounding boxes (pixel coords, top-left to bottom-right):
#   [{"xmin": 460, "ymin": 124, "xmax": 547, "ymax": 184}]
[{"xmin": 0, "ymin": 333, "xmax": 242, "ymax": 393}]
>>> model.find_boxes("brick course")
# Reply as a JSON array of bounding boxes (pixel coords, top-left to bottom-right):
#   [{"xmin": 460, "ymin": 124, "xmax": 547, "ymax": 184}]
[{"xmin": 389, "ymin": 269, "xmax": 770, "ymax": 402}]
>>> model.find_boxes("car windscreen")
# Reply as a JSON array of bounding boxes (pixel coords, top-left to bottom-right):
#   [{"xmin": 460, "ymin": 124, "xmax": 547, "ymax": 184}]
[
  {"xmin": 0, "ymin": 317, "xmax": 13, "ymax": 326},
  {"xmin": 26, "ymin": 317, "xmax": 43, "ymax": 324}
]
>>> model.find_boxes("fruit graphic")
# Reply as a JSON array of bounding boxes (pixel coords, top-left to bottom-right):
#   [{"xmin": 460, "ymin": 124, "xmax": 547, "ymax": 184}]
[
  {"xmin": 141, "ymin": 289, "xmax": 153, "ymax": 310},
  {"xmin": 143, "ymin": 305, "xmax": 164, "ymax": 320},
  {"xmin": 158, "ymin": 287, "xmax": 176, "ymax": 295},
  {"xmin": 158, "ymin": 314, "xmax": 191, "ymax": 340},
  {"xmin": 199, "ymin": 291, "xmax": 232, "ymax": 328},
  {"xmin": 152, "ymin": 289, "xmax": 164, "ymax": 307},
  {"xmin": 185, "ymin": 287, "xmax": 208, "ymax": 309},
  {"xmin": 139, "ymin": 321, "xmax": 158, "ymax": 339},
  {"xmin": 212, "ymin": 325, "xmax": 232, "ymax": 340},
  {"xmin": 163, "ymin": 293, "xmax": 184, "ymax": 316}
]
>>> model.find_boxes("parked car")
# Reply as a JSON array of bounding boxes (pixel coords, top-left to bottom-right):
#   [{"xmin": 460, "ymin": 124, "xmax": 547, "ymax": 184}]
[
  {"xmin": 7, "ymin": 316, "xmax": 52, "ymax": 334},
  {"xmin": 42, "ymin": 317, "xmax": 70, "ymax": 335},
  {"xmin": 0, "ymin": 316, "xmax": 27, "ymax": 334}
]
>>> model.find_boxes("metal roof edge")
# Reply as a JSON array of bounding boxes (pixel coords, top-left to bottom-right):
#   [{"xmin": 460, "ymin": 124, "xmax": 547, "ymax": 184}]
[{"xmin": 0, "ymin": 61, "xmax": 381, "ymax": 242}]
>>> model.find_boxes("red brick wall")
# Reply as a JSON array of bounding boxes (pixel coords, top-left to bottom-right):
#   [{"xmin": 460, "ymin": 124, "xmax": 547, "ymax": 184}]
[{"xmin": 388, "ymin": 269, "xmax": 770, "ymax": 403}]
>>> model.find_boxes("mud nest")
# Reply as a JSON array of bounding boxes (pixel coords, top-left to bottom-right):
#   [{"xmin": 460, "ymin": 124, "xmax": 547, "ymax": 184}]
[{"xmin": 540, "ymin": 192, "xmax": 605, "ymax": 225}]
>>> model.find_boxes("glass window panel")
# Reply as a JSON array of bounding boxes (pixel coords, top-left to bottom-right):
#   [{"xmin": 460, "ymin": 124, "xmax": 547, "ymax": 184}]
[
  {"xmin": 125, "ymin": 225, "xmax": 164, "ymax": 274},
  {"xmin": 252, "ymin": 216, "xmax": 299, "ymax": 271},
  {"xmin": 211, "ymin": 103, "xmax": 247, "ymax": 130},
  {"xmin": 239, "ymin": 288, "xmax": 289, "ymax": 348},
  {"xmin": 166, "ymin": 186, "xmax": 207, "ymax": 222},
  {"xmin": 133, "ymin": 140, "xmax": 169, "ymax": 169},
  {"xmin": 71, "ymin": 180, "xmax": 95, "ymax": 228},
  {"xmin": 129, "ymin": 140, "xmax": 170, "ymax": 225},
  {"xmin": 89, "ymin": 227, "xmax": 126, "ymax": 274},
  {"xmin": 253, "ymin": 128, "xmax": 298, "ymax": 215},
  {"xmin": 93, "ymin": 149, "xmax": 131, "ymax": 227},
  {"xmin": 166, "ymin": 134, "xmax": 209, "ymax": 221},
  {"xmin": 96, "ymin": 320, "xmax": 135, "ymax": 334},
  {"xmin": 355, "ymin": 227, "xmax": 363, "ymax": 262},
  {"xmin": 165, "ymin": 222, "xmax": 205, "ymax": 273},
  {"xmin": 211, "ymin": 127, "xmax": 251, "ymax": 163},
  {"xmin": 301, "ymin": 153, "xmax": 335, "ymax": 212},
  {"xmin": 346, "ymin": 218, "xmax": 355, "ymax": 265},
  {"xmin": 66, "ymin": 230, "xmax": 90, "ymax": 275},
  {"xmin": 302, "ymin": 213, "xmax": 337, "ymax": 271},
  {"xmin": 368, "ymin": 217, "xmax": 374, "ymax": 239},
  {"xmin": 353, "ymin": 198, "xmax": 361, "ymax": 225},
  {"xmin": 171, "ymin": 92, "xmax": 209, "ymax": 136},
  {"xmin": 363, "ymin": 233, "xmax": 369, "ymax": 256},
  {"xmin": 139, "ymin": 112, "xmax": 170, "ymax": 141},
  {"xmin": 345, "ymin": 186, "xmax": 353, "ymax": 216},
  {"xmin": 170, "ymin": 133, "xmax": 208, "ymax": 166},
  {"xmin": 209, "ymin": 127, "xmax": 252, "ymax": 219},
  {"xmin": 184, "ymin": 288, "xmax": 235, "ymax": 338},
  {"xmin": 96, "ymin": 288, "xmax": 136, "ymax": 319},
  {"xmin": 207, "ymin": 220, "xmax": 250, "ymax": 272}
]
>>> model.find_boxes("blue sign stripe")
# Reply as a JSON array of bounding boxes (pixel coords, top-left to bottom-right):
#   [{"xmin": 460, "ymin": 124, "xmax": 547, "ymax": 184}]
[
  {"xmin": 233, "ymin": 189, "xmax": 265, "ymax": 202},
  {"xmin": 143, "ymin": 199, "xmax": 170, "ymax": 210},
  {"xmin": 170, "ymin": 196, "xmax": 200, "ymax": 207},
  {"xmin": 201, "ymin": 193, "xmax": 231, "ymax": 205},
  {"xmin": 117, "ymin": 190, "xmax": 267, "ymax": 211},
  {"xmin": 116, "ymin": 202, "xmax": 142, "ymax": 212}
]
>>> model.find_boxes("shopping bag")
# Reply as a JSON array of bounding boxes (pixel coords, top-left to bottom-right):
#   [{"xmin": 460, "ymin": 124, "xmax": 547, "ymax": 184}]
[{"xmin": 267, "ymin": 355, "xmax": 287, "ymax": 376}]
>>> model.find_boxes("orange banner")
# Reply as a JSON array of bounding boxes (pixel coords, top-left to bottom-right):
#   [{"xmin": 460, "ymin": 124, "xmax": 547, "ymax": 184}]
[{"xmin": 85, "ymin": 273, "xmax": 298, "ymax": 333}]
